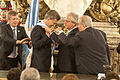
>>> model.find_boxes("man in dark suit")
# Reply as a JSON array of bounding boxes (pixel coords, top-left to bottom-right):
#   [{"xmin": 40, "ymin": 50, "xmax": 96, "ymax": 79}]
[
  {"xmin": 0, "ymin": 10, "xmax": 30, "ymax": 70},
  {"xmin": 98, "ymin": 30, "xmax": 110, "ymax": 64},
  {"xmin": 30, "ymin": 10, "xmax": 61, "ymax": 72},
  {"xmin": 53, "ymin": 13, "xmax": 79, "ymax": 73},
  {"xmin": 61, "ymin": 15, "xmax": 110, "ymax": 74}
]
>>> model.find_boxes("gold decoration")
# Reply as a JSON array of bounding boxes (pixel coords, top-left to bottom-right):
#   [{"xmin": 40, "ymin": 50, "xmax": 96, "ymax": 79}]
[
  {"xmin": 86, "ymin": 0, "xmax": 120, "ymax": 26},
  {"xmin": 15, "ymin": 0, "xmax": 49, "ymax": 24},
  {"xmin": 0, "ymin": 0, "xmax": 6, "ymax": 8},
  {"xmin": 15, "ymin": 0, "xmax": 120, "ymax": 26}
]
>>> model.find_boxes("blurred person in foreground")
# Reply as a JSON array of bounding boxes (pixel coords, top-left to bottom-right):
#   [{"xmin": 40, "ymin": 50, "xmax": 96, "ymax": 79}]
[
  {"xmin": 7, "ymin": 67, "xmax": 21, "ymax": 80},
  {"xmin": 62, "ymin": 74, "xmax": 79, "ymax": 80},
  {"xmin": 20, "ymin": 67, "xmax": 40, "ymax": 80}
]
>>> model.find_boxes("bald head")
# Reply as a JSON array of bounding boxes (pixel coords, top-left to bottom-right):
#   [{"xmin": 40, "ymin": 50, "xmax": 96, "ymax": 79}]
[
  {"xmin": 77, "ymin": 15, "xmax": 93, "ymax": 31},
  {"xmin": 20, "ymin": 68, "xmax": 40, "ymax": 80},
  {"xmin": 79, "ymin": 15, "xmax": 93, "ymax": 27}
]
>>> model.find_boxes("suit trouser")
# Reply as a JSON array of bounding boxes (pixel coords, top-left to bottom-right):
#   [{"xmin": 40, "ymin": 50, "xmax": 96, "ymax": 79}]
[{"xmin": 5, "ymin": 56, "xmax": 20, "ymax": 70}]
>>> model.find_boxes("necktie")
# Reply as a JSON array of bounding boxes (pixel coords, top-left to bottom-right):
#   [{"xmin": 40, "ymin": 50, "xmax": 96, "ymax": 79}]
[
  {"xmin": 13, "ymin": 28, "xmax": 17, "ymax": 57},
  {"xmin": 13, "ymin": 28, "xmax": 17, "ymax": 40}
]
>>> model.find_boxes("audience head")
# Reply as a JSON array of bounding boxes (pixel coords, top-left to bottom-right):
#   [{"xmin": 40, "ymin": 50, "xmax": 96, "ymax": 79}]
[
  {"xmin": 20, "ymin": 67, "xmax": 40, "ymax": 80},
  {"xmin": 65, "ymin": 12, "xmax": 78, "ymax": 30},
  {"xmin": 105, "ymin": 72, "xmax": 119, "ymax": 80},
  {"xmin": 44, "ymin": 10, "xmax": 61, "ymax": 28},
  {"xmin": 7, "ymin": 67, "xmax": 21, "ymax": 80},
  {"xmin": 62, "ymin": 74, "xmax": 79, "ymax": 80},
  {"xmin": 78, "ymin": 15, "xmax": 93, "ymax": 31},
  {"xmin": 6, "ymin": 10, "xmax": 19, "ymax": 27}
]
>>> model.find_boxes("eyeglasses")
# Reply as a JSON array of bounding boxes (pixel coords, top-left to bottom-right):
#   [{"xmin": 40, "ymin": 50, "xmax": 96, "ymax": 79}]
[{"xmin": 10, "ymin": 17, "xmax": 18, "ymax": 20}]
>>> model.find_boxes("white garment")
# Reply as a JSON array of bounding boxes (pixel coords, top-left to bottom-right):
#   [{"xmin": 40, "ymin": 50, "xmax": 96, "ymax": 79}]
[{"xmin": 44, "ymin": 0, "xmax": 93, "ymax": 17}]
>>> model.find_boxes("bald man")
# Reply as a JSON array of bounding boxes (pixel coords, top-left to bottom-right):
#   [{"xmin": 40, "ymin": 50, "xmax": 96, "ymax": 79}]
[{"xmin": 60, "ymin": 15, "xmax": 110, "ymax": 74}]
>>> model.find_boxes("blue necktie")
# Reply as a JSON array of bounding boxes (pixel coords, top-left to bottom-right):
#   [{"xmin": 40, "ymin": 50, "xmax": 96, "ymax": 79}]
[{"xmin": 13, "ymin": 28, "xmax": 17, "ymax": 57}]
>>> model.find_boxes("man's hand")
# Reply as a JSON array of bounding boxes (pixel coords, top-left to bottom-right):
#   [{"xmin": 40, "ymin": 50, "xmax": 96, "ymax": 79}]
[
  {"xmin": 55, "ymin": 27, "xmax": 62, "ymax": 32},
  {"xmin": 42, "ymin": 27, "xmax": 54, "ymax": 37},
  {"xmin": 54, "ymin": 27, "xmax": 62, "ymax": 34},
  {"xmin": 29, "ymin": 41, "xmax": 32, "ymax": 47},
  {"xmin": 16, "ymin": 38, "xmax": 31, "ymax": 44},
  {"xmin": 46, "ymin": 32, "xmax": 50, "ymax": 37}
]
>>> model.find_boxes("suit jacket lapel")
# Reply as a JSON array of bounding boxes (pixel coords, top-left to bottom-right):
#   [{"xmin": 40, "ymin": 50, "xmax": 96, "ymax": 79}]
[
  {"xmin": 68, "ymin": 27, "xmax": 78, "ymax": 36},
  {"xmin": 7, "ymin": 24, "xmax": 13, "ymax": 38},
  {"xmin": 17, "ymin": 26, "xmax": 21, "ymax": 39}
]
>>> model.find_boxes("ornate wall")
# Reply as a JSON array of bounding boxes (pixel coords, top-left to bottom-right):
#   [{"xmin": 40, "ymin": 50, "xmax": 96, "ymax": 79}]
[
  {"xmin": 86, "ymin": 0, "xmax": 120, "ymax": 25},
  {"xmin": 15, "ymin": 0, "xmax": 49, "ymax": 24},
  {"xmin": 15, "ymin": 0, "xmax": 120, "ymax": 26}
]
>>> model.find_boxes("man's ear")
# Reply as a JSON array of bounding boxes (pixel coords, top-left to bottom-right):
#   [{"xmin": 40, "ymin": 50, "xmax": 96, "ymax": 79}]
[
  {"xmin": 83, "ymin": 24, "xmax": 86, "ymax": 28},
  {"xmin": 73, "ymin": 23, "xmax": 76, "ymax": 26},
  {"xmin": 47, "ymin": 18, "xmax": 50, "ymax": 21}
]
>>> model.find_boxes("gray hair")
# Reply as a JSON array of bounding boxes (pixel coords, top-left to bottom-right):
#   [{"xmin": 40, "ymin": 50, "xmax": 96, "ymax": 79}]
[
  {"xmin": 79, "ymin": 15, "xmax": 93, "ymax": 27},
  {"xmin": 6, "ymin": 10, "xmax": 18, "ymax": 20},
  {"xmin": 20, "ymin": 68, "xmax": 40, "ymax": 80},
  {"xmin": 44, "ymin": 10, "xmax": 61, "ymax": 21},
  {"xmin": 67, "ymin": 12, "xmax": 78, "ymax": 25},
  {"xmin": 62, "ymin": 74, "xmax": 79, "ymax": 80}
]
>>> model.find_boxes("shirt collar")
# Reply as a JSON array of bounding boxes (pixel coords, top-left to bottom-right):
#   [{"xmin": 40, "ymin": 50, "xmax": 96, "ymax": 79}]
[
  {"xmin": 67, "ymin": 26, "xmax": 77, "ymax": 33},
  {"xmin": 11, "ymin": 26, "xmax": 17, "ymax": 30}
]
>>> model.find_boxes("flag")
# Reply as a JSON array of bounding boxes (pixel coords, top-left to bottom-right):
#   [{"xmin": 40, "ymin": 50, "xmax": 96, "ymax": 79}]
[
  {"xmin": 10, "ymin": 0, "xmax": 17, "ymax": 11},
  {"xmin": 22, "ymin": 0, "xmax": 39, "ymax": 68},
  {"xmin": 22, "ymin": 44, "xmax": 30, "ymax": 67},
  {"xmin": 25, "ymin": 0, "xmax": 39, "ymax": 37}
]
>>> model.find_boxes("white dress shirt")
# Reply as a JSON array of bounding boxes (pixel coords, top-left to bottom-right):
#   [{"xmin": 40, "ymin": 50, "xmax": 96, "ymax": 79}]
[{"xmin": 8, "ymin": 26, "xmax": 18, "ymax": 58}]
